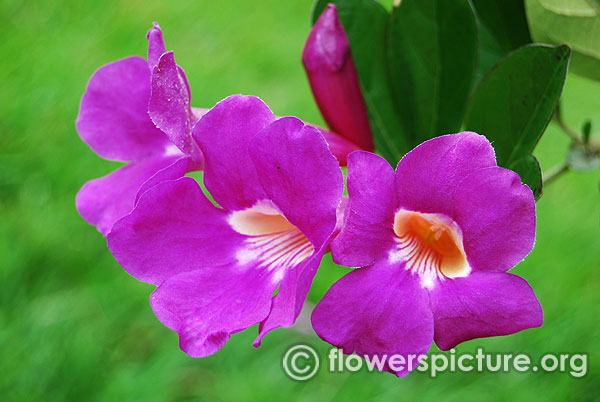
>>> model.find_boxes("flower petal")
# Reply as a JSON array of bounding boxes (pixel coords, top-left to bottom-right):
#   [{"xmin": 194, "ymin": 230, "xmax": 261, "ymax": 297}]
[
  {"xmin": 331, "ymin": 151, "xmax": 397, "ymax": 267},
  {"xmin": 431, "ymin": 271, "xmax": 543, "ymax": 350},
  {"xmin": 151, "ymin": 264, "xmax": 277, "ymax": 357},
  {"xmin": 149, "ymin": 52, "xmax": 202, "ymax": 160},
  {"xmin": 76, "ymin": 155, "xmax": 180, "ymax": 236},
  {"xmin": 76, "ymin": 56, "xmax": 169, "ymax": 162},
  {"xmin": 107, "ymin": 177, "xmax": 244, "ymax": 285},
  {"xmin": 249, "ymin": 117, "xmax": 343, "ymax": 248},
  {"xmin": 452, "ymin": 166, "xmax": 536, "ymax": 272},
  {"xmin": 192, "ymin": 107, "xmax": 209, "ymax": 120},
  {"xmin": 333, "ymin": 196, "xmax": 349, "ymax": 239},
  {"xmin": 245, "ymin": 118, "xmax": 344, "ymax": 344},
  {"xmin": 253, "ymin": 249, "xmax": 325, "ymax": 347},
  {"xmin": 192, "ymin": 95, "xmax": 276, "ymax": 211},
  {"xmin": 395, "ymin": 132, "xmax": 496, "ymax": 216},
  {"xmin": 303, "ymin": 4, "xmax": 374, "ymax": 151},
  {"xmin": 135, "ymin": 155, "xmax": 202, "ymax": 203},
  {"xmin": 318, "ymin": 128, "xmax": 363, "ymax": 165},
  {"xmin": 312, "ymin": 260, "xmax": 434, "ymax": 377},
  {"xmin": 146, "ymin": 22, "xmax": 166, "ymax": 69}
]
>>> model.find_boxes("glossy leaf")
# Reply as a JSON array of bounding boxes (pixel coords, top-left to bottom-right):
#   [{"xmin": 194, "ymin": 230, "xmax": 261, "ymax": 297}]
[
  {"xmin": 471, "ymin": 0, "xmax": 532, "ymax": 80},
  {"xmin": 387, "ymin": 0, "xmax": 478, "ymax": 144},
  {"xmin": 465, "ymin": 44, "xmax": 570, "ymax": 167},
  {"xmin": 312, "ymin": 0, "xmax": 411, "ymax": 163},
  {"xmin": 509, "ymin": 155, "xmax": 543, "ymax": 200},
  {"xmin": 526, "ymin": 0, "xmax": 600, "ymax": 81}
]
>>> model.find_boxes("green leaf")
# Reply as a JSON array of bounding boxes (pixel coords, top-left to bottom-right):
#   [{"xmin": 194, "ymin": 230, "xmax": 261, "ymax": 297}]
[
  {"xmin": 582, "ymin": 120, "xmax": 592, "ymax": 143},
  {"xmin": 472, "ymin": 0, "xmax": 532, "ymax": 49},
  {"xmin": 526, "ymin": 0, "xmax": 600, "ymax": 81},
  {"xmin": 312, "ymin": 0, "xmax": 411, "ymax": 163},
  {"xmin": 568, "ymin": 50, "xmax": 600, "ymax": 81},
  {"xmin": 386, "ymin": 0, "xmax": 478, "ymax": 144},
  {"xmin": 587, "ymin": 0, "xmax": 600, "ymax": 15},
  {"xmin": 471, "ymin": 0, "xmax": 532, "ymax": 81},
  {"xmin": 464, "ymin": 44, "xmax": 570, "ymax": 167},
  {"xmin": 509, "ymin": 155, "xmax": 543, "ymax": 200},
  {"xmin": 538, "ymin": 0, "xmax": 597, "ymax": 16}
]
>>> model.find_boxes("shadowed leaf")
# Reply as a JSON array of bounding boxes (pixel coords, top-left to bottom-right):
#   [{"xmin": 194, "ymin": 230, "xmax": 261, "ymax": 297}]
[
  {"xmin": 387, "ymin": 0, "xmax": 478, "ymax": 144},
  {"xmin": 471, "ymin": 0, "xmax": 532, "ymax": 81},
  {"xmin": 509, "ymin": 155, "xmax": 543, "ymax": 200}
]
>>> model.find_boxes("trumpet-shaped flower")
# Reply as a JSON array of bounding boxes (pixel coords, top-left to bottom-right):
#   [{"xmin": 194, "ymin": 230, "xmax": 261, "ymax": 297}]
[
  {"xmin": 76, "ymin": 22, "xmax": 359, "ymax": 236},
  {"xmin": 303, "ymin": 4, "xmax": 374, "ymax": 152},
  {"xmin": 76, "ymin": 22, "xmax": 205, "ymax": 235},
  {"xmin": 312, "ymin": 132, "xmax": 543, "ymax": 377},
  {"xmin": 107, "ymin": 95, "xmax": 344, "ymax": 356}
]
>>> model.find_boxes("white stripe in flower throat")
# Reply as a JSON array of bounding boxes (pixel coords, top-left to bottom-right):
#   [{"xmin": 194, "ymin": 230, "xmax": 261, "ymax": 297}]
[
  {"xmin": 389, "ymin": 209, "xmax": 471, "ymax": 289},
  {"xmin": 229, "ymin": 200, "xmax": 314, "ymax": 283}
]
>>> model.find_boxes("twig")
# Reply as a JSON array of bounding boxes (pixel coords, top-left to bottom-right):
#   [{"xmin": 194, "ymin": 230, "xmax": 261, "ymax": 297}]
[
  {"xmin": 554, "ymin": 103, "xmax": 582, "ymax": 145},
  {"xmin": 543, "ymin": 162, "xmax": 569, "ymax": 186},
  {"xmin": 544, "ymin": 102, "xmax": 600, "ymax": 187},
  {"xmin": 554, "ymin": 102, "xmax": 600, "ymax": 153}
]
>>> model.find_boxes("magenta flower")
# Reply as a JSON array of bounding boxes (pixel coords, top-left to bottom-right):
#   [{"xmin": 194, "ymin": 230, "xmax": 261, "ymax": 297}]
[
  {"xmin": 76, "ymin": 22, "xmax": 205, "ymax": 235},
  {"xmin": 76, "ymin": 22, "xmax": 360, "ymax": 235},
  {"xmin": 303, "ymin": 4, "xmax": 374, "ymax": 153},
  {"xmin": 312, "ymin": 132, "xmax": 543, "ymax": 377},
  {"xmin": 107, "ymin": 95, "xmax": 344, "ymax": 356}
]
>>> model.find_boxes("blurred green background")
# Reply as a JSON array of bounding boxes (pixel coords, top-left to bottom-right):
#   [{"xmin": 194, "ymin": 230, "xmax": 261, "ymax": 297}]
[{"xmin": 1, "ymin": 0, "xmax": 599, "ymax": 400}]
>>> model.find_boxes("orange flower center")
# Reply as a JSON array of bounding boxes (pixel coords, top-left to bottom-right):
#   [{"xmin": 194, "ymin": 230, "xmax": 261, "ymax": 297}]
[{"xmin": 391, "ymin": 209, "xmax": 470, "ymax": 289}]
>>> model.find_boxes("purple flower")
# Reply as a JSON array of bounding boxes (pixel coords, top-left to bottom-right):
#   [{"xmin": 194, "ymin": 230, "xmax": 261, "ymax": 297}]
[
  {"xmin": 76, "ymin": 22, "xmax": 205, "ymax": 236},
  {"xmin": 107, "ymin": 95, "xmax": 344, "ymax": 357},
  {"xmin": 303, "ymin": 4, "xmax": 374, "ymax": 153},
  {"xmin": 312, "ymin": 132, "xmax": 543, "ymax": 377}
]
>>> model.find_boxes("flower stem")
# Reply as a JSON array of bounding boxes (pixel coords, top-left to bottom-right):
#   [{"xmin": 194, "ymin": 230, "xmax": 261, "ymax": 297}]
[
  {"xmin": 555, "ymin": 103, "xmax": 582, "ymax": 144},
  {"xmin": 554, "ymin": 102, "xmax": 600, "ymax": 153},
  {"xmin": 543, "ymin": 162, "xmax": 569, "ymax": 186},
  {"xmin": 544, "ymin": 102, "xmax": 600, "ymax": 187}
]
